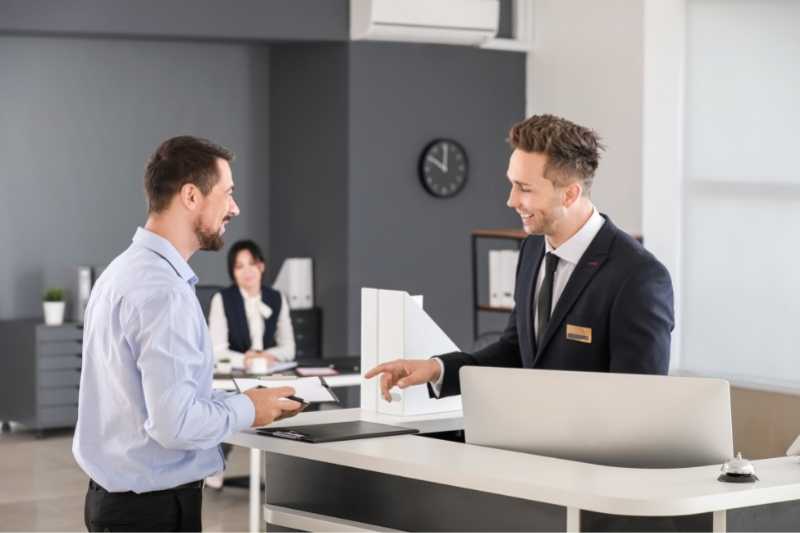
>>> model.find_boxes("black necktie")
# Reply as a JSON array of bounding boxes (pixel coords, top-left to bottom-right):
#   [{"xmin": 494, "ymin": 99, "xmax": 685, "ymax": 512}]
[{"xmin": 536, "ymin": 252, "xmax": 560, "ymax": 343}]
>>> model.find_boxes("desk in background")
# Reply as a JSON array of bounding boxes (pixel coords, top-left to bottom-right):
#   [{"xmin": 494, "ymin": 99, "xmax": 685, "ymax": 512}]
[{"xmin": 213, "ymin": 356, "xmax": 361, "ymax": 408}]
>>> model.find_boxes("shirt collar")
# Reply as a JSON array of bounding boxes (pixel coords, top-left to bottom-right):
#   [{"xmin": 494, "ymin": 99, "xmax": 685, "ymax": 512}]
[
  {"xmin": 132, "ymin": 227, "xmax": 199, "ymax": 286},
  {"xmin": 239, "ymin": 287, "xmax": 262, "ymax": 301},
  {"xmin": 545, "ymin": 208, "xmax": 605, "ymax": 265}
]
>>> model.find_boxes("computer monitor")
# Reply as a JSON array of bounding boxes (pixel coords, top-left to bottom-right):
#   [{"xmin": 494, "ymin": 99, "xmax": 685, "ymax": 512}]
[{"xmin": 460, "ymin": 367, "xmax": 734, "ymax": 468}]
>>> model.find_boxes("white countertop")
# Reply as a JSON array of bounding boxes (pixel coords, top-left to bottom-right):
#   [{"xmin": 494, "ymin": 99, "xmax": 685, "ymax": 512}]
[{"xmin": 227, "ymin": 408, "xmax": 800, "ymax": 517}]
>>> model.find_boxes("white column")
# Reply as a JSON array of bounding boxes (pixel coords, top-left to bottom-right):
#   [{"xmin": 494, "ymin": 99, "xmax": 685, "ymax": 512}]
[
  {"xmin": 249, "ymin": 448, "xmax": 261, "ymax": 532},
  {"xmin": 712, "ymin": 510, "xmax": 727, "ymax": 532},
  {"xmin": 566, "ymin": 507, "xmax": 581, "ymax": 532},
  {"xmin": 641, "ymin": 0, "xmax": 687, "ymax": 371}
]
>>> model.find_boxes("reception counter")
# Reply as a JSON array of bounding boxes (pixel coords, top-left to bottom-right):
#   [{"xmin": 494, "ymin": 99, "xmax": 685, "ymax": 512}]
[{"xmin": 227, "ymin": 408, "xmax": 800, "ymax": 532}]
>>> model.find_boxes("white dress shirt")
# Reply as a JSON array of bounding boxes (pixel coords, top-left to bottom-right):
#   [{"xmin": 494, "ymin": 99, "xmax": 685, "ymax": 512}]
[
  {"xmin": 208, "ymin": 288, "xmax": 296, "ymax": 369},
  {"xmin": 532, "ymin": 208, "xmax": 605, "ymax": 340},
  {"xmin": 431, "ymin": 208, "xmax": 605, "ymax": 393},
  {"xmin": 73, "ymin": 228, "xmax": 254, "ymax": 493}
]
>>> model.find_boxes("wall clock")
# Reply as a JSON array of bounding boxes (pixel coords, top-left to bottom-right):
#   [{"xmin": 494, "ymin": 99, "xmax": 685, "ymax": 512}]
[{"xmin": 418, "ymin": 139, "xmax": 468, "ymax": 198}]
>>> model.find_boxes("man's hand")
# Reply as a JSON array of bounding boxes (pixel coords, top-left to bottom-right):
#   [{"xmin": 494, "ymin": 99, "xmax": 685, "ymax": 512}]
[
  {"xmin": 364, "ymin": 359, "xmax": 441, "ymax": 402},
  {"xmin": 244, "ymin": 386, "xmax": 302, "ymax": 427}
]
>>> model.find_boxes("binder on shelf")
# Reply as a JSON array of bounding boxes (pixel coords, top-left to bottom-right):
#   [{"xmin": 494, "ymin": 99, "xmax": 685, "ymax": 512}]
[
  {"xmin": 273, "ymin": 258, "xmax": 314, "ymax": 310},
  {"xmin": 488, "ymin": 250, "xmax": 502, "ymax": 307},
  {"xmin": 361, "ymin": 288, "xmax": 462, "ymax": 416},
  {"xmin": 498, "ymin": 250, "xmax": 518, "ymax": 308},
  {"xmin": 507, "ymin": 250, "xmax": 519, "ymax": 308}
]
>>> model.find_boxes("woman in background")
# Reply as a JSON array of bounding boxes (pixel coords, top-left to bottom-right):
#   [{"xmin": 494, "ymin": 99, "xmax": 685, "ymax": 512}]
[
  {"xmin": 207, "ymin": 240, "xmax": 295, "ymax": 489},
  {"xmin": 209, "ymin": 239, "xmax": 295, "ymax": 372}
]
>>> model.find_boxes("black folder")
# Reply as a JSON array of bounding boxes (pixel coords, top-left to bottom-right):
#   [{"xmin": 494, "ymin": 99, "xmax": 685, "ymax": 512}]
[{"xmin": 256, "ymin": 421, "xmax": 419, "ymax": 443}]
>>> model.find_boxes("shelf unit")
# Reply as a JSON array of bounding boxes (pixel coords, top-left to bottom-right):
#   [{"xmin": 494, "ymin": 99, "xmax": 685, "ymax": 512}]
[
  {"xmin": 470, "ymin": 228, "xmax": 526, "ymax": 341},
  {"xmin": 471, "ymin": 228, "xmax": 644, "ymax": 342}
]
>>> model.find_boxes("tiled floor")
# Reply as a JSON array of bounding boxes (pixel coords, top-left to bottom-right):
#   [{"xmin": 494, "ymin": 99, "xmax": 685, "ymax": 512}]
[{"xmin": 0, "ymin": 425, "xmax": 253, "ymax": 532}]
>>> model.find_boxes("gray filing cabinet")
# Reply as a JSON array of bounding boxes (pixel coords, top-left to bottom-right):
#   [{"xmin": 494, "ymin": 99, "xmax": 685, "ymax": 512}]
[{"xmin": 0, "ymin": 319, "xmax": 82, "ymax": 434}]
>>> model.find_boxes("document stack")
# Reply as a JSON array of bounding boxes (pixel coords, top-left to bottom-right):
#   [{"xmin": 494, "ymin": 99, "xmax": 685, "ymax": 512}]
[
  {"xmin": 272, "ymin": 258, "xmax": 314, "ymax": 309},
  {"xmin": 488, "ymin": 249, "xmax": 519, "ymax": 308},
  {"xmin": 361, "ymin": 288, "xmax": 462, "ymax": 416}
]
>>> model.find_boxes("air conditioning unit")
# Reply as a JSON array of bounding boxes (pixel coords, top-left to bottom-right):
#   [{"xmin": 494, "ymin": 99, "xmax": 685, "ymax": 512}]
[{"xmin": 351, "ymin": 0, "xmax": 499, "ymax": 47}]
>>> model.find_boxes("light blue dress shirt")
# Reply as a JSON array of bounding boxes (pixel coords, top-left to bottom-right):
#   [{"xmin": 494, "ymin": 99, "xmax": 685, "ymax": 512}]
[{"xmin": 73, "ymin": 227, "xmax": 255, "ymax": 493}]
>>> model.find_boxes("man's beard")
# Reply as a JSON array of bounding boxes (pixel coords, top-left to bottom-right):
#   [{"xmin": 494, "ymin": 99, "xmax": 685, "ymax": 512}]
[
  {"xmin": 195, "ymin": 220, "xmax": 225, "ymax": 251},
  {"xmin": 525, "ymin": 212, "xmax": 557, "ymax": 236}
]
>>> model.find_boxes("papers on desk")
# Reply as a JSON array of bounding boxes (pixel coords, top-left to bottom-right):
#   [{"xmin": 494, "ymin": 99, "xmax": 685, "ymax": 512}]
[
  {"xmin": 232, "ymin": 376, "xmax": 339, "ymax": 403},
  {"xmin": 254, "ymin": 361, "xmax": 298, "ymax": 375},
  {"xmin": 296, "ymin": 366, "xmax": 339, "ymax": 377}
]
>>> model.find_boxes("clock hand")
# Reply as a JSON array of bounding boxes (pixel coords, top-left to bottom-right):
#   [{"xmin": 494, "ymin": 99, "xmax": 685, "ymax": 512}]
[
  {"xmin": 443, "ymin": 143, "xmax": 449, "ymax": 172},
  {"xmin": 426, "ymin": 155, "xmax": 446, "ymax": 173}
]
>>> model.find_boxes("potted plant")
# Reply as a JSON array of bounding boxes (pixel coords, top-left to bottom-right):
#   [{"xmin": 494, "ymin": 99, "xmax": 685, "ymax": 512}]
[{"xmin": 43, "ymin": 288, "xmax": 66, "ymax": 326}]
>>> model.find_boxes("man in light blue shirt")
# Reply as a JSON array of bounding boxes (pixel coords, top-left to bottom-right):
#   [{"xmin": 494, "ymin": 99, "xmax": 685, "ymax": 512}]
[{"xmin": 73, "ymin": 136, "xmax": 301, "ymax": 532}]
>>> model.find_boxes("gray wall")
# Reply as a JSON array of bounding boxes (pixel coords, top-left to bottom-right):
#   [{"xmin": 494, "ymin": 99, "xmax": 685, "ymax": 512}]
[
  {"xmin": 267, "ymin": 42, "xmax": 525, "ymax": 355},
  {"xmin": 0, "ymin": 35, "xmax": 272, "ymax": 319},
  {"xmin": 269, "ymin": 44, "xmax": 350, "ymax": 356},
  {"xmin": 1, "ymin": 31, "xmax": 527, "ymax": 356},
  {"xmin": 346, "ymin": 42, "xmax": 525, "ymax": 352},
  {"xmin": 0, "ymin": 0, "xmax": 348, "ymax": 42}
]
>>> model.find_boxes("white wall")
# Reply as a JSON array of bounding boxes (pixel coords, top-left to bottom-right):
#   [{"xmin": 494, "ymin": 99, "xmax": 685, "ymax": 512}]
[
  {"xmin": 680, "ymin": 0, "xmax": 800, "ymax": 388},
  {"xmin": 527, "ymin": 0, "xmax": 644, "ymax": 235}
]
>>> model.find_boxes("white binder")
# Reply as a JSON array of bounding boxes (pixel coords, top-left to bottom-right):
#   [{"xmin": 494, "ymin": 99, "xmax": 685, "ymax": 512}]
[
  {"xmin": 488, "ymin": 250, "xmax": 502, "ymax": 307},
  {"xmin": 360, "ymin": 288, "xmax": 462, "ymax": 416},
  {"xmin": 498, "ymin": 249, "xmax": 519, "ymax": 308},
  {"xmin": 273, "ymin": 258, "xmax": 314, "ymax": 309}
]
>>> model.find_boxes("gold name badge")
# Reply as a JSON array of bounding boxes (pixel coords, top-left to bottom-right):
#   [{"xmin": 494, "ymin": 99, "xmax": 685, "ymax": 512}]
[{"xmin": 566, "ymin": 324, "xmax": 592, "ymax": 344}]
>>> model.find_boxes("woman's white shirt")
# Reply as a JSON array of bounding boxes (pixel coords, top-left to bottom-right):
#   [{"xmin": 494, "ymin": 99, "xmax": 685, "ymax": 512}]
[{"xmin": 208, "ymin": 289, "xmax": 296, "ymax": 369}]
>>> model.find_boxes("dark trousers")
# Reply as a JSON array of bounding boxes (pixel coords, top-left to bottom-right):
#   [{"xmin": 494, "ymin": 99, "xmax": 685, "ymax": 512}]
[{"xmin": 84, "ymin": 480, "xmax": 203, "ymax": 532}]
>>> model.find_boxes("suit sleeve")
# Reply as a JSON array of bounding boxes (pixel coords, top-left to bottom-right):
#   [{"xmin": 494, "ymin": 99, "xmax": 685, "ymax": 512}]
[
  {"xmin": 608, "ymin": 259, "xmax": 674, "ymax": 375},
  {"xmin": 429, "ymin": 238, "xmax": 530, "ymax": 398}
]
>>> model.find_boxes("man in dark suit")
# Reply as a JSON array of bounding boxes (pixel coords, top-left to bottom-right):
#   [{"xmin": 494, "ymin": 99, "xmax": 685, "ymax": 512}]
[{"xmin": 365, "ymin": 114, "xmax": 674, "ymax": 399}]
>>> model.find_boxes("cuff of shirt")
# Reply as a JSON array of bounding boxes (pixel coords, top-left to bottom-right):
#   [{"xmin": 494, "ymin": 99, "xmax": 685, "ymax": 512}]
[
  {"xmin": 225, "ymin": 392, "xmax": 256, "ymax": 431},
  {"xmin": 429, "ymin": 357, "xmax": 445, "ymax": 398}
]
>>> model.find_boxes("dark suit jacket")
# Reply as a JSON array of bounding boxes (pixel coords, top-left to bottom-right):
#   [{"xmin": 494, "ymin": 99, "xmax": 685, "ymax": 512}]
[{"xmin": 435, "ymin": 215, "xmax": 674, "ymax": 398}]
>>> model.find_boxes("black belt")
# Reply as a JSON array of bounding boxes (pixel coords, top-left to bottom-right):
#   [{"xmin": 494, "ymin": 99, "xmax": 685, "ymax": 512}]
[{"xmin": 89, "ymin": 479, "xmax": 204, "ymax": 493}]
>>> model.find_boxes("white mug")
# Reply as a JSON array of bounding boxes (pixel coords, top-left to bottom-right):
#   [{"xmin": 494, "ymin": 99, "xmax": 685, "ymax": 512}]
[{"xmin": 249, "ymin": 357, "xmax": 268, "ymax": 375}]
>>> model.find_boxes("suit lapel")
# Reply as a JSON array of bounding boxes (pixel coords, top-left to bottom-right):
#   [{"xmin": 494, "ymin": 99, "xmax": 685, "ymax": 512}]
[
  {"xmin": 533, "ymin": 216, "xmax": 617, "ymax": 365},
  {"xmin": 523, "ymin": 238, "xmax": 545, "ymax": 364}
]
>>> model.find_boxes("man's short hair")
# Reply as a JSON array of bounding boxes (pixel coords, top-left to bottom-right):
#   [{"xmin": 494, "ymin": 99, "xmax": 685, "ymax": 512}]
[
  {"xmin": 507, "ymin": 114, "xmax": 604, "ymax": 194},
  {"xmin": 144, "ymin": 136, "xmax": 234, "ymax": 213}
]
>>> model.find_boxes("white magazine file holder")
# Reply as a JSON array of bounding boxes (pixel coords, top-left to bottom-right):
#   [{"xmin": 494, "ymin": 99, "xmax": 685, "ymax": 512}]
[{"xmin": 360, "ymin": 287, "xmax": 462, "ymax": 416}]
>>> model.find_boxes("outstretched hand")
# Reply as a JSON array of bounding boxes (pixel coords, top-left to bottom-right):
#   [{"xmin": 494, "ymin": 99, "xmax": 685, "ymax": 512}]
[{"xmin": 364, "ymin": 359, "xmax": 441, "ymax": 402}]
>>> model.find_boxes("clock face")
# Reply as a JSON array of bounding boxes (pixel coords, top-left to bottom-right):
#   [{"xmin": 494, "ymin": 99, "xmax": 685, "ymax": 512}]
[{"xmin": 419, "ymin": 139, "xmax": 468, "ymax": 198}]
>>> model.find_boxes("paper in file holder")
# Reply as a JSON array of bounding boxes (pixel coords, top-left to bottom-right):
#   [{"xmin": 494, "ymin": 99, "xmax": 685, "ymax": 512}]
[
  {"xmin": 787, "ymin": 434, "xmax": 800, "ymax": 458},
  {"xmin": 273, "ymin": 258, "xmax": 314, "ymax": 309},
  {"xmin": 360, "ymin": 288, "xmax": 462, "ymax": 416}
]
